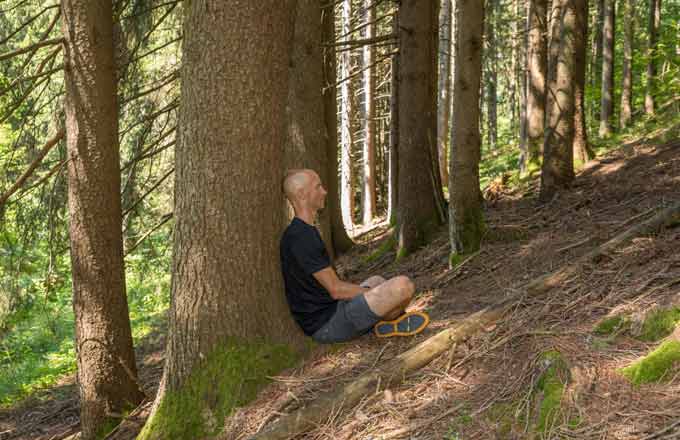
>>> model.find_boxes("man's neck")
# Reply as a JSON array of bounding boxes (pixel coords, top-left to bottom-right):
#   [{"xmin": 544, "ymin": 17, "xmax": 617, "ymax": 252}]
[{"xmin": 294, "ymin": 207, "xmax": 316, "ymax": 225}]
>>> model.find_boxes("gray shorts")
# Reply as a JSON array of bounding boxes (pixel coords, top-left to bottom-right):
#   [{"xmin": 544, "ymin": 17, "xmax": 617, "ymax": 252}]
[{"xmin": 311, "ymin": 294, "xmax": 381, "ymax": 344}]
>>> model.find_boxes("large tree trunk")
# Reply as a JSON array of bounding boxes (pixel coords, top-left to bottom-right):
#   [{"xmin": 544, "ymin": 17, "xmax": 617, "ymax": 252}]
[
  {"xmin": 361, "ymin": 0, "xmax": 376, "ymax": 225},
  {"xmin": 396, "ymin": 0, "xmax": 444, "ymax": 258},
  {"xmin": 599, "ymin": 0, "xmax": 615, "ymax": 137},
  {"xmin": 339, "ymin": 0, "xmax": 355, "ymax": 231},
  {"xmin": 284, "ymin": 0, "xmax": 333, "ymax": 255},
  {"xmin": 437, "ymin": 0, "xmax": 452, "ymax": 186},
  {"xmin": 323, "ymin": 1, "xmax": 354, "ymax": 254},
  {"xmin": 449, "ymin": 0, "xmax": 485, "ymax": 255},
  {"xmin": 485, "ymin": 0, "xmax": 498, "ymax": 150},
  {"xmin": 645, "ymin": 0, "xmax": 662, "ymax": 115},
  {"xmin": 540, "ymin": 0, "xmax": 577, "ymax": 202},
  {"xmin": 387, "ymin": 11, "xmax": 399, "ymax": 226},
  {"xmin": 620, "ymin": 0, "xmax": 634, "ymax": 128},
  {"xmin": 573, "ymin": 0, "xmax": 592, "ymax": 164},
  {"xmin": 138, "ymin": 3, "xmax": 304, "ymax": 439},
  {"xmin": 61, "ymin": 1, "xmax": 145, "ymax": 438},
  {"xmin": 522, "ymin": 0, "xmax": 548, "ymax": 176}
]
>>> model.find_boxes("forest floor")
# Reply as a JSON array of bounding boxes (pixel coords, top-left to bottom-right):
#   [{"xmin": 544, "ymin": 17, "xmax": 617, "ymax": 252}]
[{"xmin": 1, "ymin": 119, "xmax": 680, "ymax": 440}]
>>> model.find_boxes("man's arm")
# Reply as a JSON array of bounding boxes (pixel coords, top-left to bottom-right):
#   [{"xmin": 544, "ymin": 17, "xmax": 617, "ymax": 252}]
[{"xmin": 313, "ymin": 267, "xmax": 368, "ymax": 300}]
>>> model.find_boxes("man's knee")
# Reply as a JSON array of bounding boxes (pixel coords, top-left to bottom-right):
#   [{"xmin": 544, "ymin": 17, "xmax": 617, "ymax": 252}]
[
  {"xmin": 361, "ymin": 275, "xmax": 386, "ymax": 289},
  {"xmin": 393, "ymin": 275, "xmax": 415, "ymax": 302}
]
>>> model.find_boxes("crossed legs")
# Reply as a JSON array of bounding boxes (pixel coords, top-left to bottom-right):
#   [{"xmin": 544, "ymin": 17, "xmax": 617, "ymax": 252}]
[{"xmin": 360, "ymin": 275, "xmax": 415, "ymax": 321}]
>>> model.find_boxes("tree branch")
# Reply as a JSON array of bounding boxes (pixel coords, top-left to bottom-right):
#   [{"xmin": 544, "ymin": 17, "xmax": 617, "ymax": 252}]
[{"xmin": 0, "ymin": 37, "xmax": 63, "ymax": 63}]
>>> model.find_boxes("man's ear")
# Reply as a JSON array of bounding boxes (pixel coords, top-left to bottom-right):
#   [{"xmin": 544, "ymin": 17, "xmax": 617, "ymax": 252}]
[{"xmin": 296, "ymin": 187, "xmax": 307, "ymax": 201}]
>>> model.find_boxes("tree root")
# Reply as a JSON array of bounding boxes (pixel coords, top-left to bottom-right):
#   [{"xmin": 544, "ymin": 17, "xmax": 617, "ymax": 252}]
[{"xmin": 249, "ymin": 202, "xmax": 680, "ymax": 440}]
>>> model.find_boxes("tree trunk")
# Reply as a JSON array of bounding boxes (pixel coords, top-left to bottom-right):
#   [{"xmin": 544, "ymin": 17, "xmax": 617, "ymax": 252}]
[
  {"xmin": 645, "ymin": 0, "xmax": 662, "ymax": 115},
  {"xmin": 323, "ymin": 1, "xmax": 354, "ymax": 254},
  {"xmin": 523, "ymin": 0, "xmax": 548, "ymax": 176},
  {"xmin": 61, "ymin": 1, "xmax": 145, "ymax": 438},
  {"xmin": 340, "ymin": 0, "xmax": 355, "ymax": 231},
  {"xmin": 485, "ymin": 0, "xmax": 498, "ymax": 150},
  {"xmin": 449, "ymin": 0, "xmax": 485, "ymax": 255},
  {"xmin": 540, "ymin": 0, "xmax": 577, "ymax": 202},
  {"xmin": 573, "ymin": 0, "xmax": 592, "ymax": 164},
  {"xmin": 138, "ymin": 3, "xmax": 304, "ymax": 439},
  {"xmin": 284, "ymin": 0, "xmax": 333, "ymax": 255},
  {"xmin": 620, "ymin": 0, "xmax": 634, "ymax": 128},
  {"xmin": 437, "ymin": 0, "xmax": 452, "ymax": 186},
  {"xmin": 396, "ymin": 0, "xmax": 444, "ymax": 258},
  {"xmin": 388, "ymin": 11, "xmax": 399, "ymax": 226},
  {"xmin": 599, "ymin": 0, "xmax": 615, "ymax": 137},
  {"xmin": 361, "ymin": 0, "xmax": 376, "ymax": 225}
]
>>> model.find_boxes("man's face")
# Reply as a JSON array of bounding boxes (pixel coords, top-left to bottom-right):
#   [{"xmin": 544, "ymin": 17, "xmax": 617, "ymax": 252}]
[{"xmin": 305, "ymin": 171, "xmax": 327, "ymax": 211}]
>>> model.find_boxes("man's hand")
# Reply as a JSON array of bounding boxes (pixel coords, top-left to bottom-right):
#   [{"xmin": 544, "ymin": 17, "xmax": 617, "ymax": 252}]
[{"xmin": 313, "ymin": 267, "xmax": 368, "ymax": 300}]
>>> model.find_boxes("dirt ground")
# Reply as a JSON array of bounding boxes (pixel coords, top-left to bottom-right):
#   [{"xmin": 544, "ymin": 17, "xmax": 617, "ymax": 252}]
[{"xmin": 1, "ymin": 130, "xmax": 679, "ymax": 439}]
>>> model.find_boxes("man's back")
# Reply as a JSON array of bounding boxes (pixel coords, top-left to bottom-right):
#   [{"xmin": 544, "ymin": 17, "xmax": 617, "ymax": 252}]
[{"xmin": 280, "ymin": 217, "xmax": 337, "ymax": 335}]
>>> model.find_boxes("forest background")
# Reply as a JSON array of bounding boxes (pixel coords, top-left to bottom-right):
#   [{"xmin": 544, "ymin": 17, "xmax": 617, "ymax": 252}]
[{"xmin": 0, "ymin": 0, "xmax": 679, "ymax": 439}]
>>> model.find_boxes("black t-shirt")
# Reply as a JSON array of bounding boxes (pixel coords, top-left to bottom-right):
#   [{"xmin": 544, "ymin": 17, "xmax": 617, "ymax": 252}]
[{"xmin": 280, "ymin": 217, "xmax": 337, "ymax": 335}]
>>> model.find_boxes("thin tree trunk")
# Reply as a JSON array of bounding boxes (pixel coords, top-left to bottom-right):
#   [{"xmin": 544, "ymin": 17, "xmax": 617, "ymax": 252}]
[
  {"xmin": 540, "ymin": 0, "xmax": 577, "ymax": 202},
  {"xmin": 437, "ymin": 0, "xmax": 452, "ymax": 185},
  {"xmin": 388, "ymin": 11, "xmax": 399, "ymax": 226},
  {"xmin": 449, "ymin": 0, "xmax": 484, "ymax": 255},
  {"xmin": 599, "ymin": 0, "xmax": 615, "ymax": 137},
  {"xmin": 397, "ymin": 0, "xmax": 444, "ymax": 258},
  {"xmin": 61, "ymin": 1, "xmax": 145, "ymax": 438},
  {"xmin": 138, "ymin": 3, "xmax": 304, "ymax": 438},
  {"xmin": 523, "ymin": 0, "xmax": 548, "ymax": 175},
  {"xmin": 589, "ymin": 0, "xmax": 604, "ymax": 122},
  {"xmin": 340, "ymin": 0, "xmax": 355, "ymax": 230},
  {"xmin": 361, "ymin": 0, "xmax": 376, "ymax": 225},
  {"xmin": 573, "ymin": 0, "xmax": 592, "ymax": 164},
  {"xmin": 620, "ymin": 0, "xmax": 634, "ymax": 128},
  {"xmin": 323, "ymin": 1, "xmax": 354, "ymax": 254},
  {"xmin": 645, "ymin": 0, "xmax": 661, "ymax": 115},
  {"xmin": 485, "ymin": 0, "xmax": 498, "ymax": 150}
]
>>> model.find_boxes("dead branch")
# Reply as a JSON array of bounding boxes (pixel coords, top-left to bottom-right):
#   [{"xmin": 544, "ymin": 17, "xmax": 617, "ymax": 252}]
[
  {"xmin": 250, "ymin": 202, "xmax": 680, "ymax": 440},
  {"xmin": 0, "ymin": 4, "xmax": 59, "ymax": 47},
  {"xmin": 124, "ymin": 213, "xmax": 173, "ymax": 256},
  {"xmin": 0, "ymin": 37, "xmax": 63, "ymax": 63},
  {"xmin": 122, "ymin": 167, "xmax": 174, "ymax": 217},
  {"xmin": 0, "ymin": 128, "xmax": 65, "ymax": 209}
]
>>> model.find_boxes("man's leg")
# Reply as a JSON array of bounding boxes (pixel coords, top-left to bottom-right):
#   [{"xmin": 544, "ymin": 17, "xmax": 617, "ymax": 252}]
[{"xmin": 363, "ymin": 275, "xmax": 415, "ymax": 319}]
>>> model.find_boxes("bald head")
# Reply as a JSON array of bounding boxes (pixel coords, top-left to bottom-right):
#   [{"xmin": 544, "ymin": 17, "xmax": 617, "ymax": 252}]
[{"xmin": 283, "ymin": 169, "xmax": 313, "ymax": 203}]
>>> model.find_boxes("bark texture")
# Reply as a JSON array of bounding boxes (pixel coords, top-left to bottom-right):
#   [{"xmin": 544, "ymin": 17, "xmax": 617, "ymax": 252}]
[
  {"xmin": 645, "ymin": 0, "xmax": 662, "ymax": 115},
  {"xmin": 540, "ymin": 0, "xmax": 577, "ymax": 202},
  {"xmin": 361, "ymin": 0, "xmax": 376, "ymax": 225},
  {"xmin": 599, "ymin": 0, "xmax": 615, "ymax": 137},
  {"xmin": 323, "ymin": 1, "xmax": 354, "ymax": 254},
  {"xmin": 437, "ymin": 0, "xmax": 452, "ymax": 185},
  {"xmin": 573, "ymin": 0, "xmax": 592, "ymax": 164},
  {"xmin": 523, "ymin": 0, "xmax": 548, "ymax": 175},
  {"xmin": 140, "ymin": 2, "xmax": 303, "ymax": 438},
  {"xmin": 449, "ymin": 0, "xmax": 485, "ymax": 255},
  {"xmin": 339, "ymin": 0, "xmax": 355, "ymax": 230},
  {"xmin": 485, "ymin": 0, "xmax": 498, "ymax": 150},
  {"xmin": 620, "ymin": 0, "xmax": 634, "ymax": 128},
  {"xmin": 61, "ymin": 1, "xmax": 144, "ymax": 438},
  {"xmin": 387, "ymin": 11, "xmax": 399, "ymax": 225},
  {"xmin": 397, "ymin": 0, "xmax": 444, "ymax": 257}
]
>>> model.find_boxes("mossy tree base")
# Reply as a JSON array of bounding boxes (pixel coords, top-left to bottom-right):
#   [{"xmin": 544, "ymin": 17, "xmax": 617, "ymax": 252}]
[
  {"xmin": 621, "ymin": 340, "xmax": 680, "ymax": 385},
  {"xmin": 137, "ymin": 340, "xmax": 297, "ymax": 440},
  {"xmin": 395, "ymin": 217, "xmax": 441, "ymax": 261}
]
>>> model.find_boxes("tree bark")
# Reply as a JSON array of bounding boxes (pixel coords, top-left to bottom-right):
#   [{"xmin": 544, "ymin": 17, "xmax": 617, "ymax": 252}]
[
  {"xmin": 437, "ymin": 0, "xmax": 452, "ymax": 185},
  {"xmin": 645, "ymin": 0, "xmax": 662, "ymax": 115},
  {"xmin": 589, "ymin": 0, "xmax": 604, "ymax": 122},
  {"xmin": 449, "ymin": 0, "xmax": 485, "ymax": 255},
  {"xmin": 138, "ymin": 2, "xmax": 304, "ymax": 438},
  {"xmin": 387, "ymin": 11, "xmax": 399, "ymax": 226},
  {"xmin": 522, "ymin": 0, "xmax": 548, "ymax": 175},
  {"xmin": 540, "ymin": 0, "xmax": 577, "ymax": 202},
  {"xmin": 573, "ymin": 0, "xmax": 592, "ymax": 164},
  {"xmin": 361, "ymin": 0, "xmax": 376, "ymax": 225},
  {"xmin": 340, "ymin": 0, "xmax": 355, "ymax": 230},
  {"xmin": 619, "ymin": 0, "xmax": 634, "ymax": 128},
  {"xmin": 323, "ymin": 1, "xmax": 354, "ymax": 254},
  {"xmin": 397, "ymin": 0, "xmax": 444, "ymax": 257},
  {"xmin": 599, "ymin": 0, "xmax": 615, "ymax": 137},
  {"xmin": 485, "ymin": 0, "xmax": 498, "ymax": 150},
  {"xmin": 61, "ymin": 1, "xmax": 144, "ymax": 438}
]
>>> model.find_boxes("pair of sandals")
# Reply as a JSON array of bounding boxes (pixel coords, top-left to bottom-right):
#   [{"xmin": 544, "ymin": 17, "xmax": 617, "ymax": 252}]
[{"xmin": 373, "ymin": 311, "xmax": 430, "ymax": 338}]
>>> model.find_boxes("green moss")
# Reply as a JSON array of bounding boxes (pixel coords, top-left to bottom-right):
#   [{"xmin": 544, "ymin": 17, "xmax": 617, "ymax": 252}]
[
  {"xmin": 638, "ymin": 308, "xmax": 680, "ymax": 342},
  {"xmin": 364, "ymin": 236, "xmax": 396, "ymax": 263},
  {"xmin": 535, "ymin": 351, "xmax": 569, "ymax": 435},
  {"xmin": 395, "ymin": 246, "xmax": 409, "ymax": 261},
  {"xmin": 452, "ymin": 209, "xmax": 485, "ymax": 254},
  {"xmin": 448, "ymin": 252, "xmax": 465, "ymax": 268},
  {"xmin": 620, "ymin": 340, "xmax": 680, "ymax": 385},
  {"xmin": 137, "ymin": 339, "xmax": 297, "ymax": 440},
  {"xmin": 594, "ymin": 315, "xmax": 629, "ymax": 336}
]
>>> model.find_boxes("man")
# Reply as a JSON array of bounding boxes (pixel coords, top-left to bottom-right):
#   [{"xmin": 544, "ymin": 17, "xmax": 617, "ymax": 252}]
[{"xmin": 280, "ymin": 169, "xmax": 429, "ymax": 344}]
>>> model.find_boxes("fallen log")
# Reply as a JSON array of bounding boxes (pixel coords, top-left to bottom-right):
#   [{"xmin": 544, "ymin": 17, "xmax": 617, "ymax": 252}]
[{"xmin": 249, "ymin": 202, "xmax": 680, "ymax": 440}]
